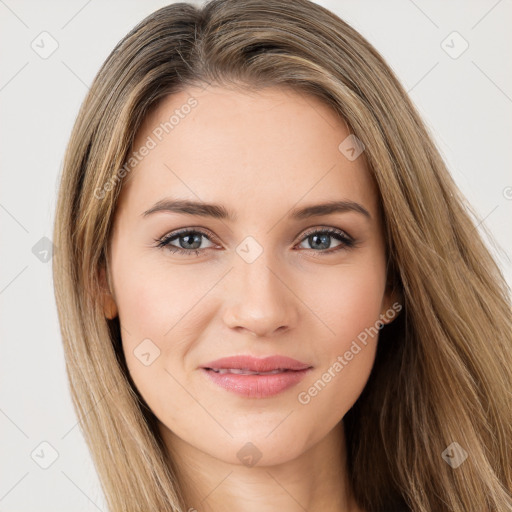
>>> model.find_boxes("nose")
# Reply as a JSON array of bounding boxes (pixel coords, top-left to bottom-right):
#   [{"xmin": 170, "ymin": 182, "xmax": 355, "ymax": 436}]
[{"xmin": 222, "ymin": 255, "xmax": 300, "ymax": 338}]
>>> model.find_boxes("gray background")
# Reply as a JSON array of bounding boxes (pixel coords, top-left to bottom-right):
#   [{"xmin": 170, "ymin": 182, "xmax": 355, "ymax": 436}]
[{"xmin": 1, "ymin": 0, "xmax": 511, "ymax": 510}]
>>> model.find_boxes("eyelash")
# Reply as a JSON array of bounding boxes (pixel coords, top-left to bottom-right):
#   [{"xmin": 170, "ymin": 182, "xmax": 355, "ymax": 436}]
[{"xmin": 154, "ymin": 226, "xmax": 356, "ymax": 258}]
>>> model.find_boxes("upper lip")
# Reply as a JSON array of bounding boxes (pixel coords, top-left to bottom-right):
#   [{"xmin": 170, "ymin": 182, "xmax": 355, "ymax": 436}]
[{"xmin": 201, "ymin": 355, "xmax": 312, "ymax": 372}]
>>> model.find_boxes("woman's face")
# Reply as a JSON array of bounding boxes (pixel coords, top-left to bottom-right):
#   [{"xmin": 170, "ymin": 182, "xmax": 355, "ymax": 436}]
[{"xmin": 105, "ymin": 85, "xmax": 397, "ymax": 466}]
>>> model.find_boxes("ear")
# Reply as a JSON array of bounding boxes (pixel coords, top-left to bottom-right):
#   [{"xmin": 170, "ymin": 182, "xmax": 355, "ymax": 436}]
[
  {"xmin": 379, "ymin": 277, "xmax": 404, "ymax": 327},
  {"xmin": 99, "ymin": 265, "xmax": 118, "ymax": 320}
]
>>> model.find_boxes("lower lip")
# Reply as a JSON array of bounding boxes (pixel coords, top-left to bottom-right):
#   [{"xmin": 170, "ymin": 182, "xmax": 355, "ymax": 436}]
[{"xmin": 201, "ymin": 368, "xmax": 312, "ymax": 398}]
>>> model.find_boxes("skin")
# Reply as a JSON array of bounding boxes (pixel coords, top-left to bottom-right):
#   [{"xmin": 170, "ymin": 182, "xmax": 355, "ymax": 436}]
[{"xmin": 102, "ymin": 85, "xmax": 400, "ymax": 512}]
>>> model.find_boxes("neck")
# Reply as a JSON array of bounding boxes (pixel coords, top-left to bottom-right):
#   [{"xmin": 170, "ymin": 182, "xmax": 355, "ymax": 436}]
[{"xmin": 159, "ymin": 420, "xmax": 363, "ymax": 512}]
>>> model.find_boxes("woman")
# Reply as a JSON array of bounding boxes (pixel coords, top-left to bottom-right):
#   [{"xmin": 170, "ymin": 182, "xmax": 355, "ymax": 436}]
[{"xmin": 52, "ymin": 0, "xmax": 512, "ymax": 510}]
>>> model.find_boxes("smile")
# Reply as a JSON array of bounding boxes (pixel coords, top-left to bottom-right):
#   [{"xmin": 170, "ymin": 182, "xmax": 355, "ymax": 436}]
[{"xmin": 201, "ymin": 367, "xmax": 312, "ymax": 398}]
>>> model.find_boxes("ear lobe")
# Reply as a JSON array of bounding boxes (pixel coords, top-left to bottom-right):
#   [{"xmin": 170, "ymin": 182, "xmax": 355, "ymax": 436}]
[{"xmin": 99, "ymin": 266, "xmax": 118, "ymax": 320}]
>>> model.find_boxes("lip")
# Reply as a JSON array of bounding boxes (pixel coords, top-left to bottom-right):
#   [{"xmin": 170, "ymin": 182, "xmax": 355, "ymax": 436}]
[
  {"xmin": 200, "ymin": 355, "xmax": 313, "ymax": 398},
  {"xmin": 201, "ymin": 355, "xmax": 311, "ymax": 372}
]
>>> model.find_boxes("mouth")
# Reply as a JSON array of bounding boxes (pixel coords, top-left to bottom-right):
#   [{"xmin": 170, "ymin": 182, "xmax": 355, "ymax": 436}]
[
  {"xmin": 201, "ymin": 354, "xmax": 312, "ymax": 372},
  {"xmin": 206, "ymin": 368, "xmax": 296, "ymax": 375},
  {"xmin": 200, "ymin": 355, "xmax": 313, "ymax": 398}
]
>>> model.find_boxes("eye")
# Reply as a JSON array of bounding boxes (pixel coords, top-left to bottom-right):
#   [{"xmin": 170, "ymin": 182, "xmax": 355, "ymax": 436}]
[
  {"xmin": 154, "ymin": 228, "xmax": 217, "ymax": 257},
  {"xmin": 154, "ymin": 226, "xmax": 356, "ymax": 257},
  {"xmin": 295, "ymin": 227, "xmax": 355, "ymax": 256}
]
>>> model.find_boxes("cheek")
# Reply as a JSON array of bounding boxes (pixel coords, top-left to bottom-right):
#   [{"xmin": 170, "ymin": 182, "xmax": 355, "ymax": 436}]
[
  {"xmin": 308, "ymin": 258, "xmax": 386, "ymax": 344},
  {"xmin": 295, "ymin": 262, "xmax": 386, "ymax": 413},
  {"xmin": 113, "ymin": 254, "xmax": 212, "ymax": 343},
  {"xmin": 110, "ymin": 256, "xmax": 215, "ymax": 416}
]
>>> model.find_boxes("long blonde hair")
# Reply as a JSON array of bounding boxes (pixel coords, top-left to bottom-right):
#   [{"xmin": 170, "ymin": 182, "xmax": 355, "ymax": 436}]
[{"xmin": 52, "ymin": 0, "xmax": 512, "ymax": 510}]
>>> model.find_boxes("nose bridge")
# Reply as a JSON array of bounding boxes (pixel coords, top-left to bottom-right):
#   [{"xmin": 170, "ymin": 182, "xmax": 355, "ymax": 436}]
[{"xmin": 222, "ymin": 245, "xmax": 299, "ymax": 337}]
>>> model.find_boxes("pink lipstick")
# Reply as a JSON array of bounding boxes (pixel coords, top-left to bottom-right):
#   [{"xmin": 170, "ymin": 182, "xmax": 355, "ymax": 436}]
[{"xmin": 200, "ymin": 355, "xmax": 312, "ymax": 398}]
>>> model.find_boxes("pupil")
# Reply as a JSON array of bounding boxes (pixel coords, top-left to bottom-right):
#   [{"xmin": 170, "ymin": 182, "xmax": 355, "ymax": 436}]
[
  {"xmin": 181, "ymin": 233, "xmax": 201, "ymax": 249},
  {"xmin": 311, "ymin": 233, "xmax": 330, "ymax": 250}
]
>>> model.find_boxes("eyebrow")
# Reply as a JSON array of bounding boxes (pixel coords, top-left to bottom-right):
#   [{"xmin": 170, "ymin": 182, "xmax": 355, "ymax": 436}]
[{"xmin": 141, "ymin": 198, "xmax": 371, "ymax": 221}]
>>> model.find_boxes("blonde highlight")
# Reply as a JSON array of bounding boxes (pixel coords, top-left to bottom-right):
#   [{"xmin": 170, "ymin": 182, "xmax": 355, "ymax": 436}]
[{"xmin": 53, "ymin": 1, "xmax": 512, "ymax": 510}]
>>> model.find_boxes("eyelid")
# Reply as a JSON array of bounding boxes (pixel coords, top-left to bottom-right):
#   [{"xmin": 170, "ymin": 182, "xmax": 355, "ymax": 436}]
[
  {"xmin": 299, "ymin": 225, "xmax": 354, "ymax": 243},
  {"xmin": 155, "ymin": 226, "xmax": 220, "ymax": 248}
]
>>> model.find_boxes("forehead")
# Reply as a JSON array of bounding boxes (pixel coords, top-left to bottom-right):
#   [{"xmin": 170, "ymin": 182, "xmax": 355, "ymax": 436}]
[{"xmin": 118, "ymin": 85, "xmax": 378, "ymax": 222}]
